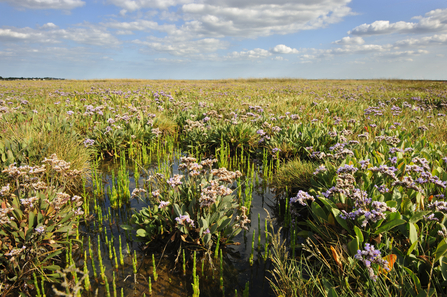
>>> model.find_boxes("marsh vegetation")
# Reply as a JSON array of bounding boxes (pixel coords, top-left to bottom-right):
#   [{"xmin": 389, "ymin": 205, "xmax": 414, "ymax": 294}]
[{"xmin": 1, "ymin": 79, "xmax": 447, "ymax": 296}]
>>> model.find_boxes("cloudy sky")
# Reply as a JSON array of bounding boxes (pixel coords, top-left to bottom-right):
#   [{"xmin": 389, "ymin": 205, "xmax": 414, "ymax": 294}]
[{"xmin": 0, "ymin": 0, "xmax": 446, "ymax": 79}]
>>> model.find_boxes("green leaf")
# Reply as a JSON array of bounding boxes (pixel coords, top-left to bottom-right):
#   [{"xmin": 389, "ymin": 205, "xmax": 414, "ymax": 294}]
[
  {"xmin": 44, "ymin": 265, "xmax": 61, "ymax": 271},
  {"xmin": 354, "ymin": 226, "xmax": 364, "ymax": 245},
  {"xmin": 120, "ymin": 224, "xmax": 133, "ymax": 231},
  {"xmin": 59, "ymin": 212, "xmax": 74, "ymax": 225},
  {"xmin": 173, "ymin": 204, "xmax": 181, "ymax": 217},
  {"xmin": 42, "ymin": 250, "xmax": 63, "ymax": 264},
  {"xmin": 375, "ymin": 219, "xmax": 406, "ymax": 234},
  {"xmin": 403, "ymin": 266, "xmax": 422, "ymax": 292},
  {"xmin": 347, "ymin": 236, "xmax": 359, "ymax": 256},
  {"xmin": 328, "ymin": 288, "xmax": 338, "ymax": 297},
  {"xmin": 434, "ymin": 239, "xmax": 447, "ymax": 263},
  {"xmin": 407, "ymin": 240, "xmax": 418, "ymax": 256},
  {"xmin": 409, "ymin": 211, "xmax": 431, "ymax": 224},
  {"xmin": 54, "ymin": 226, "xmax": 71, "ymax": 233},
  {"xmin": 136, "ymin": 229, "xmax": 148, "ymax": 238},
  {"xmin": 203, "ymin": 233, "xmax": 211, "ymax": 245},
  {"xmin": 331, "ymin": 209, "xmax": 352, "ymax": 234},
  {"xmin": 409, "ymin": 223, "xmax": 418, "ymax": 245},
  {"xmin": 28, "ymin": 211, "xmax": 35, "ymax": 229},
  {"xmin": 218, "ymin": 217, "xmax": 232, "ymax": 231},
  {"xmin": 440, "ymin": 257, "xmax": 447, "ymax": 281},
  {"xmin": 199, "ymin": 218, "xmax": 208, "ymax": 230},
  {"xmin": 311, "ymin": 202, "xmax": 327, "ymax": 223}
]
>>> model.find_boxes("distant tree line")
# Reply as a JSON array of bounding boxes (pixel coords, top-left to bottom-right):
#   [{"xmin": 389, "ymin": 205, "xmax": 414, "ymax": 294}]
[{"xmin": 0, "ymin": 77, "xmax": 65, "ymax": 81}]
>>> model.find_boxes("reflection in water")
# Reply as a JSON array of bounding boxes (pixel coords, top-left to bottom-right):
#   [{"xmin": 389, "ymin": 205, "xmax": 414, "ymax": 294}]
[{"xmin": 78, "ymin": 156, "xmax": 277, "ymax": 297}]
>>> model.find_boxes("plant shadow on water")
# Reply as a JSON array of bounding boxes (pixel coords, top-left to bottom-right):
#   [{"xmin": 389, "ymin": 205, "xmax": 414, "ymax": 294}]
[{"xmin": 78, "ymin": 154, "xmax": 278, "ymax": 297}]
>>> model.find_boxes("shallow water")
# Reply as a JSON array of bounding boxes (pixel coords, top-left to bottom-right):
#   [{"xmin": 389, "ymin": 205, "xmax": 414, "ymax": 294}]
[{"xmin": 76, "ymin": 155, "xmax": 279, "ymax": 297}]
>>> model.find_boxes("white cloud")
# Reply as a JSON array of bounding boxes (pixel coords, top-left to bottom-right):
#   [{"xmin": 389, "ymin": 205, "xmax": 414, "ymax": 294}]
[
  {"xmin": 272, "ymin": 56, "xmax": 287, "ymax": 61},
  {"xmin": 334, "ymin": 36, "xmax": 365, "ymax": 45},
  {"xmin": 134, "ymin": 37, "xmax": 228, "ymax": 56},
  {"xmin": 225, "ymin": 48, "xmax": 272, "ymax": 60},
  {"xmin": 102, "ymin": 0, "xmax": 354, "ymax": 58},
  {"xmin": 0, "ymin": 25, "xmax": 120, "ymax": 47},
  {"xmin": 154, "ymin": 57, "xmax": 187, "ymax": 63},
  {"xmin": 0, "ymin": 28, "xmax": 32, "ymax": 40},
  {"xmin": 181, "ymin": 0, "xmax": 353, "ymax": 38},
  {"xmin": 271, "ymin": 44, "xmax": 299, "ymax": 54},
  {"xmin": 105, "ymin": 20, "xmax": 160, "ymax": 32},
  {"xmin": 395, "ymin": 34, "xmax": 447, "ymax": 47},
  {"xmin": 0, "ymin": 0, "xmax": 85, "ymax": 10},
  {"xmin": 349, "ymin": 8, "xmax": 447, "ymax": 36},
  {"xmin": 41, "ymin": 23, "xmax": 59, "ymax": 29},
  {"xmin": 107, "ymin": 0, "xmax": 191, "ymax": 11}
]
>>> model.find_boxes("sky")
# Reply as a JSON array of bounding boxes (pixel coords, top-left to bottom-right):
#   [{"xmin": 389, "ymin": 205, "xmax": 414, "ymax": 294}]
[{"xmin": 0, "ymin": 0, "xmax": 446, "ymax": 80}]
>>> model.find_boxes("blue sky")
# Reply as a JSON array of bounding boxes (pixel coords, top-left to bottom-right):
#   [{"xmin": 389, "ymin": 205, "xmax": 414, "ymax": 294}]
[{"xmin": 0, "ymin": 0, "xmax": 446, "ymax": 79}]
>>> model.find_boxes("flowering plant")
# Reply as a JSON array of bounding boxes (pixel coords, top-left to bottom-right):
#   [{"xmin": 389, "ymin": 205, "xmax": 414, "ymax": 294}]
[
  {"xmin": 289, "ymin": 138, "xmax": 447, "ymax": 290},
  {"xmin": 0, "ymin": 154, "xmax": 84, "ymax": 294},
  {"xmin": 123, "ymin": 156, "xmax": 248, "ymax": 252}
]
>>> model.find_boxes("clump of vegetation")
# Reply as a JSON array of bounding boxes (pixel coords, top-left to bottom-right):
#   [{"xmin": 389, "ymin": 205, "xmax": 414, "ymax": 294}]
[
  {"xmin": 0, "ymin": 154, "xmax": 84, "ymax": 295},
  {"xmin": 271, "ymin": 158, "xmax": 315, "ymax": 194},
  {"xmin": 124, "ymin": 156, "xmax": 248, "ymax": 257}
]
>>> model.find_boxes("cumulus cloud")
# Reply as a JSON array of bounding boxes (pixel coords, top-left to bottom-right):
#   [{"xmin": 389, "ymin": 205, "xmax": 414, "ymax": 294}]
[
  {"xmin": 105, "ymin": 20, "xmax": 160, "ymax": 32},
  {"xmin": 224, "ymin": 48, "xmax": 272, "ymax": 60},
  {"xmin": 333, "ymin": 36, "xmax": 365, "ymax": 45},
  {"xmin": 107, "ymin": 0, "xmax": 191, "ymax": 11},
  {"xmin": 271, "ymin": 44, "xmax": 299, "ymax": 54},
  {"xmin": 101, "ymin": 0, "xmax": 354, "ymax": 58},
  {"xmin": 181, "ymin": 0, "xmax": 353, "ymax": 38},
  {"xmin": 349, "ymin": 8, "xmax": 447, "ymax": 36},
  {"xmin": 133, "ymin": 37, "xmax": 228, "ymax": 56},
  {"xmin": 154, "ymin": 57, "xmax": 187, "ymax": 63},
  {"xmin": 395, "ymin": 34, "xmax": 447, "ymax": 47},
  {"xmin": 0, "ymin": 0, "xmax": 85, "ymax": 10},
  {"xmin": 106, "ymin": 0, "xmax": 352, "ymax": 38},
  {"xmin": 272, "ymin": 56, "xmax": 287, "ymax": 61},
  {"xmin": 0, "ymin": 25, "xmax": 120, "ymax": 47}
]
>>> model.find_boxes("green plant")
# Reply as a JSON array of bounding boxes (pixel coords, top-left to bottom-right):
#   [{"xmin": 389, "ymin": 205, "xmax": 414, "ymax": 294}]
[
  {"xmin": 123, "ymin": 156, "xmax": 248, "ymax": 254},
  {"xmin": 271, "ymin": 158, "xmax": 315, "ymax": 194},
  {"xmin": 0, "ymin": 154, "xmax": 84, "ymax": 295}
]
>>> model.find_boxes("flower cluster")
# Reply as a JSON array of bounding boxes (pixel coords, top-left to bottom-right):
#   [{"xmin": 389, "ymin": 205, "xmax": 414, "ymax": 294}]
[
  {"xmin": 131, "ymin": 188, "xmax": 147, "ymax": 198},
  {"xmin": 339, "ymin": 189, "xmax": 396, "ymax": 227},
  {"xmin": 234, "ymin": 206, "xmax": 251, "ymax": 231},
  {"xmin": 211, "ymin": 168, "xmax": 242, "ymax": 183},
  {"xmin": 175, "ymin": 214, "xmax": 195, "ymax": 227},
  {"xmin": 290, "ymin": 190, "xmax": 315, "ymax": 206},
  {"xmin": 355, "ymin": 243, "xmax": 389, "ymax": 281},
  {"xmin": 313, "ymin": 164, "xmax": 327, "ymax": 175},
  {"xmin": 199, "ymin": 180, "xmax": 233, "ymax": 208},
  {"xmin": 167, "ymin": 174, "xmax": 184, "ymax": 187}
]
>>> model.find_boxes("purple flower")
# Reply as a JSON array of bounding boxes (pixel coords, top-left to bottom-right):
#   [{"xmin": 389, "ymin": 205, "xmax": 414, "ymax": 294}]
[
  {"xmin": 313, "ymin": 165, "xmax": 327, "ymax": 175},
  {"xmin": 256, "ymin": 129, "xmax": 266, "ymax": 136},
  {"xmin": 337, "ymin": 164, "xmax": 358, "ymax": 174},
  {"xmin": 167, "ymin": 174, "xmax": 183, "ymax": 187},
  {"xmin": 389, "ymin": 157, "xmax": 397, "ymax": 164},
  {"xmin": 355, "ymin": 243, "xmax": 389, "ymax": 282},
  {"xmin": 35, "ymin": 226, "xmax": 46, "ymax": 234},
  {"xmin": 175, "ymin": 214, "xmax": 194, "ymax": 227},
  {"xmin": 272, "ymin": 148, "xmax": 281, "ymax": 154},
  {"xmin": 290, "ymin": 190, "xmax": 315, "ymax": 206},
  {"xmin": 158, "ymin": 201, "xmax": 170, "ymax": 209},
  {"xmin": 83, "ymin": 138, "xmax": 95, "ymax": 148}
]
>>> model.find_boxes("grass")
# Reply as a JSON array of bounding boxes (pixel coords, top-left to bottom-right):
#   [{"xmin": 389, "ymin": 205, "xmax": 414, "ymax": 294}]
[{"xmin": 0, "ymin": 78, "xmax": 447, "ymax": 296}]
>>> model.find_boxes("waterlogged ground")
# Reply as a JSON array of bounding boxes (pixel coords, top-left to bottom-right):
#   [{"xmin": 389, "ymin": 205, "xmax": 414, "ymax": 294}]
[{"xmin": 79, "ymin": 154, "xmax": 277, "ymax": 297}]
